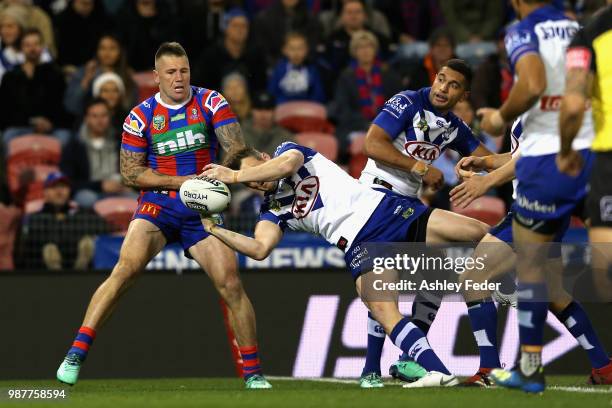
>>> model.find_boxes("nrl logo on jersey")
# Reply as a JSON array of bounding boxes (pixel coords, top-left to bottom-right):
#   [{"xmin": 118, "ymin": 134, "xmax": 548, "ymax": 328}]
[
  {"xmin": 152, "ymin": 115, "xmax": 166, "ymax": 131},
  {"xmin": 404, "ymin": 141, "xmax": 440, "ymax": 163}
]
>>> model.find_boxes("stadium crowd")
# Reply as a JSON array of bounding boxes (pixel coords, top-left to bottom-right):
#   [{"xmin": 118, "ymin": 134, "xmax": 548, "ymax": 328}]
[{"xmin": 0, "ymin": 0, "xmax": 606, "ymax": 270}]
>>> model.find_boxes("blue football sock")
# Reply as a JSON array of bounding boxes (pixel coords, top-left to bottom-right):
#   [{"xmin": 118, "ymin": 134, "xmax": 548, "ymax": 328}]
[
  {"xmin": 398, "ymin": 293, "xmax": 441, "ymax": 361},
  {"xmin": 467, "ymin": 298, "xmax": 501, "ymax": 369},
  {"xmin": 389, "ymin": 317, "xmax": 449, "ymax": 374},
  {"xmin": 517, "ymin": 282, "xmax": 548, "ymax": 347},
  {"xmin": 554, "ymin": 301, "xmax": 610, "ymax": 369},
  {"xmin": 362, "ymin": 312, "xmax": 385, "ymax": 376}
]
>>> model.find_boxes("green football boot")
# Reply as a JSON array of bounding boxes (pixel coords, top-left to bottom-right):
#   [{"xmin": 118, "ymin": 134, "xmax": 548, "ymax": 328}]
[
  {"xmin": 389, "ymin": 360, "xmax": 427, "ymax": 383},
  {"xmin": 56, "ymin": 353, "xmax": 83, "ymax": 386},
  {"xmin": 245, "ymin": 374, "xmax": 272, "ymax": 389},
  {"xmin": 359, "ymin": 372, "xmax": 384, "ymax": 388}
]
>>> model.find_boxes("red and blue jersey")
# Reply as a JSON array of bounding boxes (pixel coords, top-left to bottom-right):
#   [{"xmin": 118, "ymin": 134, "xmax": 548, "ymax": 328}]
[{"xmin": 121, "ymin": 86, "xmax": 237, "ymax": 178}]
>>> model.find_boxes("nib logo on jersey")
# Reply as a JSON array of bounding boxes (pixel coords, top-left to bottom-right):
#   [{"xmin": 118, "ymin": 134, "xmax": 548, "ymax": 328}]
[{"xmin": 153, "ymin": 124, "xmax": 210, "ymax": 156}]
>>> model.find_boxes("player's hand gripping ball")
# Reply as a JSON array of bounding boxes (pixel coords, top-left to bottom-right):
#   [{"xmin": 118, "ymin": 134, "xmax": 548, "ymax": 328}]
[{"xmin": 180, "ymin": 177, "xmax": 231, "ymax": 214}]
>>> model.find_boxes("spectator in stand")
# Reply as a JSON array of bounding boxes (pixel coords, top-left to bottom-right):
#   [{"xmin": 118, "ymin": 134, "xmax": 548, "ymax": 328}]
[
  {"xmin": 91, "ymin": 71, "xmax": 129, "ymax": 132},
  {"xmin": 193, "ymin": 8, "xmax": 266, "ymax": 93},
  {"xmin": 268, "ymin": 31, "xmax": 325, "ymax": 103},
  {"xmin": 323, "ymin": 0, "xmax": 389, "ymax": 75},
  {"xmin": 115, "ymin": 0, "xmax": 180, "ymax": 71},
  {"xmin": 393, "ymin": 27, "xmax": 456, "ymax": 92},
  {"xmin": 318, "ymin": 0, "xmax": 391, "ymax": 39},
  {"xmin": 0, "ymin": 6, "xmax": 52, "ymax": 83},
  {"xmin": 20, "ymin": 171, "xmax": 109, "ymax": 270},
  {"xmin": 221, "ymin": 72, "xmax": 252, "ymax": 123},
  {"xmin": 329, "ymin": 30, "xmax": 401, "ymax": 159},
  {"xmin": 439, "ymin": 0, "xmax": 502, "ymax": 44},
  {"xmin": 252, "ymin": 0, "xmax": 321, "ymax": 66},
  {"xmin": 64, "ymin": 34, "xmax": 137, "ymax": 117},
  {"xmin": 54, "ymin": 0, "xmax": 112, "ymax": 72},
  {"xmin": 0, "ymin": 28, "xmax": 71, "ymax": 145},
  {"xmin": 0, "ymin": 0, "xmax": 56, "ymax": 56},
  {"xmin": 178, "ymin": 0, "xmax": 244, "ymax": 60},
  {"xmin": 60, "ymin": 98, "xmax": 131, "ymax": 209},
  {"xmin": 471, "ymin": 29, "xmax": 512, "ymax": 110},
  {"xmin": 242, "ymin": 91, "xmax": 294, "ymax": 155},
  {"xmin": 375, "ymin": 0, "xmax": 445, "ymax": 44}
]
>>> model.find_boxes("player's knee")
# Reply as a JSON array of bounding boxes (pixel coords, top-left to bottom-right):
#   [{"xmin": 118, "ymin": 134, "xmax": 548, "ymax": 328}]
[
  {"xmin": 112, "ymin": 257, "xmax": 143, "ymax": 285},
  {"xmin": 466, "ymin": 219, "xmax": 489, "ymax": 241},
  {"xmin": 216, "ymin": 275, "xmax": 245, "ymax": 303}
]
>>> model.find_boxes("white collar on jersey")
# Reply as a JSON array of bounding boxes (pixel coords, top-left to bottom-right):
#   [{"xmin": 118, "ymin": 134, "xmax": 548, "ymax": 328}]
[{"xmin": 154, "ymin": 88, "xmax": 193, "ymax": 110}]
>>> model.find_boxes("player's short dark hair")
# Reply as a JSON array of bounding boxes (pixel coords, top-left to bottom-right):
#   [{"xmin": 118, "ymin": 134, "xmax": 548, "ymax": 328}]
[
  {"xmin": 85, "ymin": 97, "xmax": 109, "ymax": 114},
  {"xmin": 442, "ymin": 58, "xmax": 472, "ymax": 90},
  {"xmin": 155, "ymin": 42, "xmax": 188, "ymax": 62},
  {"xmin": 223, "ymin": 146, "xmax": 262, "ymax": 170}
]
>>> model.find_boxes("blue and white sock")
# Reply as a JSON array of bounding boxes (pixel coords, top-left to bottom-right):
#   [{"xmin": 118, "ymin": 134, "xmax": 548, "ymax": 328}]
[
  {"xmin": 389, "ymin": 317, "xmax": 449, "ymax": 374},
  {"xmin": 554, "ymin": 301, "xmax": 610, "ymax": 369},
  {"xmin": 362, "ymin": 312, "xmax": 385, "ymax": 376},
  {"xmin": 517, "ymin": 282, "xmax": 548, "ymax": 347},
  {"xmin": 467, "ymin": 298, "xmax": 501, "ymax": 369}
]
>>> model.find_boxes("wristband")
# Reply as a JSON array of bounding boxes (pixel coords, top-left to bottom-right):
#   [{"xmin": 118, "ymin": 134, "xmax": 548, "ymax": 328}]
[{"xmin": 411, "ymin": 161, "xmax": 429, "ymax": 177}]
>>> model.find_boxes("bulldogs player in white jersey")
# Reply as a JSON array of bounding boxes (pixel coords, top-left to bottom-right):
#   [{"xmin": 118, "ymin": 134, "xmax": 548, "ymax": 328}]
[
  {"xmin": 199, "ymin": 141, "xmax": 491, "ymax": 388},
  {"xmin": 357, "ymin": 59, "xmax": 497, "ymax": 387},
  {"xmin": 452, "ymin": 119, "xmax": 611, "ymax": 388},
  {"xmin": 476, "ymin": 0, "xmax": 607, "ymax": 393}
]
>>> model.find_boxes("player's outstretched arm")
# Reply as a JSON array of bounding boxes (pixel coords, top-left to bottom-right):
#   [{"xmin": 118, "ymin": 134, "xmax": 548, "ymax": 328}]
[
  {"xmin": 202, "ymin": 219, "xmax": 283, "ymax": 261},
  {"xmin": 450, "ymin": 154, "xmax": 518, "ymax": 208},
  {"xmin": 215, "ymin": 122, "xmax": 246, "ymax": 153},
  {"xmin": 455, "ymin": 152, "xmax": 512, "ymax": 179},
  {"xmin": 201, "ymin": 150, "xmax": 305, "ymax": 184},
  {"xmin": 120, "ymin": 148, "xmax": 193, "ymax": 190}
]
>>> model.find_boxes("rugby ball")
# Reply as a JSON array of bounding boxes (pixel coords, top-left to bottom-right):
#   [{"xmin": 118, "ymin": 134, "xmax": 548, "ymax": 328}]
[{"xmin": 179, "ymin": 178, "xmax": 231, "ymax": 214}]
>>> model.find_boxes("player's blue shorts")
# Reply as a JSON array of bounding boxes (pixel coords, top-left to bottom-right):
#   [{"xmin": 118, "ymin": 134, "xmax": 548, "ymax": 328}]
[
  {"xmin": 132, "ymin": 190, "xmax": 214, "ymax": 257},
  {"xmin": 489, "ymin": 203, "xmax": 569, "ymax": 244},
  {"xmin": 513, "ymin": 149, "xmax": 592, "ymax": 234},
  {"xmin": 345, "ymin": 193, "xmax": 430, "ymax": 280}
]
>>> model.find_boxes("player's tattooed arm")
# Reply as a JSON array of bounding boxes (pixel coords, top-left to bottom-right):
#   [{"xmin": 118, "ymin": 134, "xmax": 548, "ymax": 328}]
[
  {"xmin": 120, "ymin": 148, "xmax": 192, "ymax": 190},
  {"xmin": 559, "ymin": 67, "xmax": 593, "ymax": 155},
  {"xmin": 215, "ymin": 122, "xmax": 246, "ymax": 152}
]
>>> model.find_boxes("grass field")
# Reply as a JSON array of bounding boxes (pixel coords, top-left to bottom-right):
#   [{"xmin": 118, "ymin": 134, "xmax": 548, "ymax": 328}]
[{"xmin": 0, "ymin": 377, "xmax": 610, "ymax": 408}]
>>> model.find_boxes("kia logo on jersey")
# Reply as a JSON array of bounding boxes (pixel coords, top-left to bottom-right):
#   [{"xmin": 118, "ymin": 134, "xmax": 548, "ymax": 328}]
[
  {"xmin": 292, "ymin": 176, "xmax": 320, "ymax": 219},
  {"xmin": 404, "ymin": 141, "xmax": 440, "ymax": 163}
]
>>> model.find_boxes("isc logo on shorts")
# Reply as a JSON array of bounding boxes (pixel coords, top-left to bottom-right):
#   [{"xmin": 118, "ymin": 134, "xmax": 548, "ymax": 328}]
[
  {"xmin": 404, "ymin": 141, "xmax": 440, "ymax": 163},
  {"xmin": 138, "ymin": 202, "xmax": 162, "ymax": 218}
]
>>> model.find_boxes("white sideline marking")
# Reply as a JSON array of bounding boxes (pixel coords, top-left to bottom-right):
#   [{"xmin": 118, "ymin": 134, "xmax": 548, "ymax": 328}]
[
  {"xmin": 549, "ymin": 386, "xmax": 612, "ymax": 394},
  {"xmin": 268, "ymin": 377, "xmax": 612, "ymax": 393}
]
